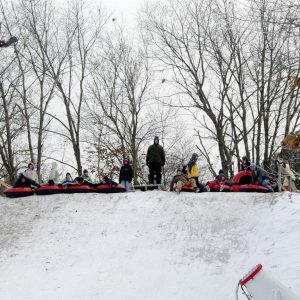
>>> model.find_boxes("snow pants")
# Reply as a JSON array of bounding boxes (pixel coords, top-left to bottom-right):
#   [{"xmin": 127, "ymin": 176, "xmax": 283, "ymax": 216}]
[{"xmin": 148, "ymin": 162, "xmax": 162, "ymax": 184}]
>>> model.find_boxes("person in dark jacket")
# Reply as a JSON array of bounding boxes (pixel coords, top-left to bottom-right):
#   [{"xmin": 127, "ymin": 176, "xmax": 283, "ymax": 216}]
[
  {"xmin": 240, "ymin": 156, "xmax": 251, "ymax": 171},
  {"xmin": 250, "ymin": 163, "xmax": 273, "ymax": 191},
  {"xmin": 119, "ymin": 158, "xmax": 133, "ymax": 191},
  {"xmin": 146, "ymin": 136, "xmax": 165, "ymax": 184},
  {"xmin": 13, "ymin": 173, "xmax": 41, "ymax": 188}
]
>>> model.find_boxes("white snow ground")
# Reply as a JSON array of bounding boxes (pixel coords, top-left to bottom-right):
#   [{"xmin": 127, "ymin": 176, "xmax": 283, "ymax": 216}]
[{"xmin": 0, "ymin": 191, "xmax": 299, "ymax": 300}]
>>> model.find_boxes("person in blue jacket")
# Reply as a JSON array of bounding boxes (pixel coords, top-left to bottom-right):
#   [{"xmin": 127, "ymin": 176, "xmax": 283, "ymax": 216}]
[{"xmin": 250, "ymin": 163, "xmax": 273, "ymax": 192}]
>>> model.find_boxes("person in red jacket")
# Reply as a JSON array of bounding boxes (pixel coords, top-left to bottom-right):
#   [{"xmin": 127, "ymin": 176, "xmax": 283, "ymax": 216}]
[{"xmin": 119, "ymin": 158, "xmax": 133, "ymax": 191}]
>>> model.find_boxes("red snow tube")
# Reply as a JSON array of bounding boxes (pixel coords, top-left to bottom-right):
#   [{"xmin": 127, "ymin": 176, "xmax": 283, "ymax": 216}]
[
  {"xmin": 4, "ymin": 187, "xmax": 35, "ymax": 198},
  {"xmin": 181, "ymin": 185, "xmax": 195, "ymax": 192},
  {"xmin": 231, "ymin": 171, "xmax": 270, "ymax": 192},
  {"xmin": 232, "ymin": 170, "xmax": 253, "ymax": 184},
  {"xmin": 65, "ymin": 184, "xmax": 94, "ymax": 193},
  {"xmin": 231, "ymin": 184, "xmax": 270, "ymax": 193},
  {"xmin": 208, "ymin": 181, "xmax": 231, "ymax": 192},
  {"xmin": 94, "ymin": 184, "xmax": 126, "ymax": 193},
  {"xmin": 35, "ymin": 185, "xmax": 65, "ymax": 195}
]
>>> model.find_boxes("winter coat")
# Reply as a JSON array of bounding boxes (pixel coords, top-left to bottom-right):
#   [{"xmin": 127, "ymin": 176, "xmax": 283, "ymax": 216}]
[
  {"xmin": 170, "ymin": 173, "xmax": 188, "ymax": 191},
  {"xmin": 215, "ymin": 174, "xmax": 226, "ymax": 183},
  {"xmin": 82, "ymin": 174, "xmax": 93, "ymax": 183},
  {"xmin": 23, "ymin": 168, "xmax": 39, "ymax": 182},
  {"xmin": 240, "ymin": 160, "xmax": 251, "ymax": 171},
  {"xmin": 61, "ymin": 178, "xmax": 73, "ymax": 185},
  {"xmin": 119, "ymin": 164, "xmax": 133, "ymax": 182},
  {"xmin": 278, "ymin": 163, "xmax": 296, "ymax": 186},
  {"xmin": 146, "ymin": 144, "xmax": 165, "ymax": 165},
  {"xmin": 187, "ymin": 163, "xmax": 198, "ymax": 178},
  {"xmin": 252, "ymin": 167, "xmax": 269, "ymax": 185},
  {"xmin": 49, "ymin": 162, "xmax": 59, "ymax": 182}
]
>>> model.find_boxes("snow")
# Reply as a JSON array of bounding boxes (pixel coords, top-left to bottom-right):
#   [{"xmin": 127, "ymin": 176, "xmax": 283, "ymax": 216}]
[{"xmin": 0, "ymin": 191, "xmax": 300, "ymax": 300}]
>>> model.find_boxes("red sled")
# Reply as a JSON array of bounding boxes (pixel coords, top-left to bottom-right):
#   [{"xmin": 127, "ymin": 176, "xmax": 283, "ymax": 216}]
[
  {"xmin": 35, "ymin": 185, "xmax": 64, "ymax": 195},
  {"xmin": 4, "ymin": 187, "xmax": 35, "ymax": 198},
  {"xmin": 94, "ymin": 184, "xmax": 126, "ymax": 193},
  {"xmin": 208, "ymin": 181, "xmax": 231, "ymax": 192},
  {"xmin": 65, "ymin": 184, "xmax": 94, "ymax": 193}
]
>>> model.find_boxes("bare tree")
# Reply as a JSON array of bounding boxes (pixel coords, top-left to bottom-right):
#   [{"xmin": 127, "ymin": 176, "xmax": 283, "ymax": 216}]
[
  {"xmin": 2, "ymin": 0, "xmax": 59, "ymax": 180},
  {"xmin": 141, "ymin": 0, "xmax": 300, "ymax": 176},
  {"xmin": 88, "ymin": 30, "xmax": 156, "ymax": 183},
  {"xmin": 24, "ymin": 0, "xmax": 108, "ymax": 175}
]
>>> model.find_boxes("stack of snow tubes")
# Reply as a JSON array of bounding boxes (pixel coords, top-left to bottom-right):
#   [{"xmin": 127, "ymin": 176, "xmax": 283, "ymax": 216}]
[{"xmin": 4, "ymin": 184, "xmax": 126, "ymax": 198}]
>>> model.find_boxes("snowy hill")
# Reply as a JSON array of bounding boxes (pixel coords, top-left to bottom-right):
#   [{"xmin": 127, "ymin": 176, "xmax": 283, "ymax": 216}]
[{"xmin": 0, "ymin": 191, "xmax": 299, "ymax": 300}]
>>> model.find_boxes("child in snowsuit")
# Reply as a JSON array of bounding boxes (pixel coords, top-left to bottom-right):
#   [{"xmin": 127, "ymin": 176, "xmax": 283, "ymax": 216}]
[{"xmin": 119, "ymin": 158, "xmax": 133, "ymax": 192}]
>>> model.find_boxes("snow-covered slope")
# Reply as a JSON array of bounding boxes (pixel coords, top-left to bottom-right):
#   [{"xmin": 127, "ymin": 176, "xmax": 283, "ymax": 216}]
[{"xmin": 0, "ymin": 191, "xmax": 299, "ymax": 300}]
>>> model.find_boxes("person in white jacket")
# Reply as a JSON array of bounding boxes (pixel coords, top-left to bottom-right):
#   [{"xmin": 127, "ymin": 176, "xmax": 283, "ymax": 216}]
[
  {"xmin": 48, "ymin": 162, "xmax": 59, "ymax": 184},
  {"xmin": 13, "ymin": 163, "xmax": 40, "ymax": 188},
  {"xmin": 276, "ymin": 156, "xmax": 298, "ymax": 192},
  {"xmin": 23, "ymin": 163, "xmax": 39, "ymax": 183}
]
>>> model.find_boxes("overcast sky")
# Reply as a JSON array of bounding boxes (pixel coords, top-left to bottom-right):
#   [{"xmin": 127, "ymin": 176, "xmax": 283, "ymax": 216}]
[{"xmin": 100, "ymin": 0, "xmax": 146, "ymax": 28}]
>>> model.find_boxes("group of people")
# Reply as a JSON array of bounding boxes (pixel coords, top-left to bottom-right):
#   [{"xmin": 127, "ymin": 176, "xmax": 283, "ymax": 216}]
[
  {"xmin": 171, "ymin": 155, "xmax": 277, "ymax": 193},
  {"xmin": 11, "ymin": 136, "xmax": 296, "ymax": 193},
  {"xmin": 239, "ymin": 155, "xmax": 298, "ymax": 192},
  {"xmin": 13, "ymin": 159, "xmax": 134, "ymax": 192}
]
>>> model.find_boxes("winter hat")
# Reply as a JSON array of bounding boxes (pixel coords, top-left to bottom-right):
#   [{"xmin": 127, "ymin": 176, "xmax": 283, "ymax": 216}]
[
  {"xmin": 218, "ymin": 169, "xmax": 224, "ymax": 175},
  {"xmin": 249, "ymin": 163, "xmax": 256, "ymax": 169},
  {"xmin": 154, "ymin": 135, "xmax": 159, "ymax": 141},
  {"xmin": 192, "ymin": 153, "xmax": 198, "ymax": 160},
  {"xmin": 83, "ymin": 169, "xmax": 88, "ymax": 174},
  {"xmin": 123, "ymin": 158, "xmax": 129, "ymax": 164}
]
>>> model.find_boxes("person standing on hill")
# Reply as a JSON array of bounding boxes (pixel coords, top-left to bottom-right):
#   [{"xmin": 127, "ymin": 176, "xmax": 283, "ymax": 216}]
[
  {"xmin": 146, "ymin": 136, "xmax": 165, "ymax": 184},
  {"xmin": 119, "ymin": 158, "xmax": 133, "ymax": 192}
]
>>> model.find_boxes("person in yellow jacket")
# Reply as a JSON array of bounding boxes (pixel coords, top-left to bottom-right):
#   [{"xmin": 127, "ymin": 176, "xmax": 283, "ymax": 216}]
[{"xmin": 187, "ymin": 153, "xmax": 205, "ymax": 192}]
